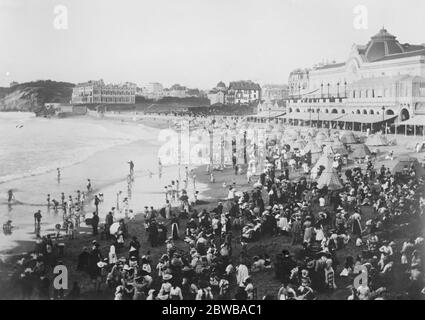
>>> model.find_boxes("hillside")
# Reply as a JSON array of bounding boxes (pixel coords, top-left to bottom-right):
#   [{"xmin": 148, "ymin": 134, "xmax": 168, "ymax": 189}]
[{"xmin": 0, "ymin": 80, "xmax": 74, "ymax": 112}]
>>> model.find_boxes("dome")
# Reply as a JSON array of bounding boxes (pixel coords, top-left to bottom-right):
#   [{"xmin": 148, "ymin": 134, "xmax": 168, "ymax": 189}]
[{"xmin": 364, "ymin": 28, "xmax": 404, "ymax": 62}]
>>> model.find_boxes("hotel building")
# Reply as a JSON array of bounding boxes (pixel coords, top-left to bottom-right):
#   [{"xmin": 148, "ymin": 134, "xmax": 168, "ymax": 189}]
[
  {"xmin": 280, "ymin": 28, "xmax": 425, "ymax": 135},
  {"xmin": 71, "ymin": 79, "xmax": 136, "ymax": 104}
]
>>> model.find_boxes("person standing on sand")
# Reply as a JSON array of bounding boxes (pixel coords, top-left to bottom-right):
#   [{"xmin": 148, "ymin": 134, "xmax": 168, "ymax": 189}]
[
  {"xmin": 91, "ymin": 212, "xmax": 99, "ymax": 236},
  {"xmin": 94, "ymin": 195, "xmax": 100, "ymax": 213},
  {"xmin": 129, "ymin": 160, "xmax": 135, "ymax": 176},
  {"xmin": 34, "ymin": 210, "xmax": 42, "ymax": 231},
  {"xmin": 7, "ymin": 189, "xmax": 14, "ymax": 203},
  {"xmin": 57, "ymin": 168, "xmax": 61, "ymax": 182},
  {"xmin": 158, "ymin": 158, "xmax": 163, "ymax": 178},
  {"xmin": 87, "ymin": 179, "xmax": 92, "ymax": 193}
]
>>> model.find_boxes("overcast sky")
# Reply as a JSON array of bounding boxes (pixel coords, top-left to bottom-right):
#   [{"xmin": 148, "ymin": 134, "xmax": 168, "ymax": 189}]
[{"xmin": 1, "ymin": 0, "xmax": 425, "ymax": 89}]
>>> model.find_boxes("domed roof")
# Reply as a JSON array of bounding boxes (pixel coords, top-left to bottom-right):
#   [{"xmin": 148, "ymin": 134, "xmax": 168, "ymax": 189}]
[{"xmin": 365, "ymin": 28, "xmax": 404, "ymax": 62}]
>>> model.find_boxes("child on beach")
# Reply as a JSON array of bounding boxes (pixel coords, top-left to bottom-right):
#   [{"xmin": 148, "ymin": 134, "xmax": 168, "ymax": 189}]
[
  {"xmin": 7, "ymin": 190, "xmax": 14, "ymax": 203},
  {"xmin": 87, "ymin": 179, "xmax": 92, "ymax": 193}
]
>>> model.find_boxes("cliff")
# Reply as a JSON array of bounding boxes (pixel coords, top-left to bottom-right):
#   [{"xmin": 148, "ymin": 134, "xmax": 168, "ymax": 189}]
[{"xmin": 0, "ymin": 80, "xmax": 74, "ymax": 113}]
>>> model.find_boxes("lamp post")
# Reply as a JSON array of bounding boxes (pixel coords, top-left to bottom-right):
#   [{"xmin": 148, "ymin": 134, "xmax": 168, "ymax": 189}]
[
  {"xmin": 337, "ymin": 82, "xmax": 340, "ymax": 98},
  {"xmin": 308, "ymin": 108, "xmax": 312, "ymax": 127},
  {"xmin": 344, "ymin": 81, "xmax": 347, "ymax": 98},
  {"xmin": 320, "ymin": 83, "xmax": 324, "ymax": 99},
  {"xmin": 327, "ymin": 83, "xmax": 330, "ymax": 98},
  {"xmin": 317, "ymin": 108, "xmax": 320, "ymax": 128},
  {"xmin": 268, "ymin": 107, "xmax": 271, "ymax": 123},
  {"xmin": 298, "ymin": 84, "xmax": 301, "ymax": 100},
  {"xmin": 381, "ymin": 106, "xmax": 386, "ymax": 135}
]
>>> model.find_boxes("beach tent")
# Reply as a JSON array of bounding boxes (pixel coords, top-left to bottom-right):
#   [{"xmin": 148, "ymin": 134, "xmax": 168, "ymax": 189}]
[
  {"xmin": 307, "ymin": 128, "xmax": 318, "ymax": 137},
  {"xmin": 340, "ymin": 131, "xmax": 357, "ymax": 144},
  {"xmin": 311, "ymin": 155, "xmax": 334, "ymax": 179},
  {"xmin": 390, "ymin": 156, "xmax": 425, "ymax": 177},
  {"xmin": 317, "ymin": 168, "xmax": 344, "ymax": 190},
  {"xmin": 303, "ymin": 140, "xmax": 322, "ymax": 155},
  {"xmin": 322, "ymin": 145, "xmax": 335, "ymax": 157},
  {"xmin": 365, "ymin": 134, "xmax": 388, "ymax": 147},
  {"xmin": 315, "ymin": 132, "xmax": 328, "ymax": 146},
  {"xmin": 349, "ymin": 144, "xmax": 371, "ymax": 159},
  {"xmin": 291, "ymin": 139, "xmax": 307, "ymax": 150},
  {"xmin": 285, "ymin": 128, "xmax": 299, "ymax": 141},
  {"xmin": 331, "ymin": 140, "xmax": 348, "ymax": 156}
]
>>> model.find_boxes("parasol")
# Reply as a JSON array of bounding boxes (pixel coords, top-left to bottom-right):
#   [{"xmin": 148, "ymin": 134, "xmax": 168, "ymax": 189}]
[{"xmin": 109, "ymin": 222, "xmax": 120, "ymax": 235}]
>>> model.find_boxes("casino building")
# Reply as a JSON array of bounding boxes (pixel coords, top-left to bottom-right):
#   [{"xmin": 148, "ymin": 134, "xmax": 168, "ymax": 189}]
[{"xmin": 280, "ymin": 28, "xmax": 425, "ymax": 135}]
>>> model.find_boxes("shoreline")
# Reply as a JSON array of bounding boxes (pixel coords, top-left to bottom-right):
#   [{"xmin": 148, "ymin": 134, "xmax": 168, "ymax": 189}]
[{"xmin": 0, "ymin": 113, "xmax": 210, "ymax": 259}]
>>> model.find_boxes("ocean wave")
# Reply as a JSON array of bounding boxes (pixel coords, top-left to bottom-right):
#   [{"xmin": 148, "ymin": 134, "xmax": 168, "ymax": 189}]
[{"xmin": 0, "ymin": 121, "xmax": 156, "ymax": 185}]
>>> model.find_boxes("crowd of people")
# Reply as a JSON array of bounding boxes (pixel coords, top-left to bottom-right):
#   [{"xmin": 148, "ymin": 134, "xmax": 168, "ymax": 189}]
[{"xmin": 6, "ymin": 119, "xmax": 425, "ymax": 300}]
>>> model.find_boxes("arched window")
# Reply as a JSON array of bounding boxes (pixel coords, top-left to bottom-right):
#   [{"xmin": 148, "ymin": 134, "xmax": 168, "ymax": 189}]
[
  {"xmin": 289, "ymin": 108, "xmax": 293, "ymax": 113},
  {"xmin": 363, "ymin": 109, "xmax": 368, "ymax": 115},
  {"xmin": 356, "ymin": 109, "xmax": 361, "ymax": 114},
  {"xmin": 369, "ymin": 110, "xmax": 374, "ymax": 115},
  {"xmin": 341, "ymin": 109, "xmax": 346, "ymax": 114},
  {"xmin": 331, "ymin": 109, "xmax": 338, "ymax": 114},
  {"xmin": 296, "ymin": 108, "xmax": 300, "ymax": 113},
  {"xmin": 325, "ymin": 109, "xmax": 329, "ymax": 113},
  {"xmin": 352, "ymin": 90, "xmax": 356, "ymax": 98},
  {"xmin": 386, "ymin": 109, "xmax": 395, "ymax": 115}
]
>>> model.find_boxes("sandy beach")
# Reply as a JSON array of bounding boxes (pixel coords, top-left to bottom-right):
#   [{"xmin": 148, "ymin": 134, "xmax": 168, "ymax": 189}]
[{"xmin": 0, "ymin": 114, "xmax": 207, "ymax": 257}]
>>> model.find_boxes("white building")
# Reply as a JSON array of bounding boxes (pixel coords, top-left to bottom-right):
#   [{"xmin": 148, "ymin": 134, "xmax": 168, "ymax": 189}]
[
  {"xmin": 261, "ymin": 84, "xmax": 289, "ymax": 101},
  {"xmin": 137, "ymin": 82, "xmax": 164, "ymax": 100},
  {"xmin": 72, "ymin": 79, "xmax": 136, "ymax": 104},
  {"xmin": 226, "ymin": 80, "xmax": 261, "ymax": 105},
  {"xmin": 283, "ymin": 28, "xmax": 425, "ymax": 134},
  {"xmin": 207, "ymin": 81, "xmax": 227, "ymax": 105}
]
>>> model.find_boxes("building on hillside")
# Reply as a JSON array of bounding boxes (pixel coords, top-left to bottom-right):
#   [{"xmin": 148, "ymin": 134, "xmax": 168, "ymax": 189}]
[
  {"xmin": 9, "ymin": 81, "xmax": 19, "ymax": 88},
  {"xmin": 71, "ymin": 79, "xmax": 136, "ymax": 104},
  {"xmin": 137, "ymin": 82, "xmax": 164, "ymax": 100},
  {"xmin": 226, "ymin": 80, "xmax": 261, "ymax": 105},
  {"xmin": 261, "ymin": 84, "xmax": 289, "ymax": 101},
  {"xmin": 207, "ymin": 81, "xmax": 227, "ymax": 105},
  {"xmin": 282, "ymin": 28, "xmax": 425, "ymax": 135},
  {"xmin": 167, "ymin": 84, "xmax": 187, "ymax": 98}
]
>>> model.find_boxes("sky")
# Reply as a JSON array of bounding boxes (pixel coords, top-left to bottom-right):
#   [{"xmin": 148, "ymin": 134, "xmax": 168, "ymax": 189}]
[{"xmin": 1, "ymin": 0, "xmax": 425, "ymax": 89}]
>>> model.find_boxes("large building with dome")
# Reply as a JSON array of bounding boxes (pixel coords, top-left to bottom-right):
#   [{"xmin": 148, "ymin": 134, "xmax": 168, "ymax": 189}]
[{"xmin": 282, "ymin": 28, "xmax": 425, "ymax": 135}]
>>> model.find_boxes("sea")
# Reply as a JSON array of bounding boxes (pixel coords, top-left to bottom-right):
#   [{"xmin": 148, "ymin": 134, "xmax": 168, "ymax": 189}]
[{"xmin": 0, "ymin": 112, "xmax": 203, "ymax": 255}]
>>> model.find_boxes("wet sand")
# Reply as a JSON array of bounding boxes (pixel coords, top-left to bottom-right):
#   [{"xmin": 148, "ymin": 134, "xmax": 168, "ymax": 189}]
[{"xmin": 0, "ymin": 115, "xmax": 206, "ymax": 256}]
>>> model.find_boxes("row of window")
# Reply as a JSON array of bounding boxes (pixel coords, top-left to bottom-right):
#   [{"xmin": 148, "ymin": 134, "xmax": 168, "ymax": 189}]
[{"xmin": 288, "ymin": 107, "xmax": 395, "ymax": 115}]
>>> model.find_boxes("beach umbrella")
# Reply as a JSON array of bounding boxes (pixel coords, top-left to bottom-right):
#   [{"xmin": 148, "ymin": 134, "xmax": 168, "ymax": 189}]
[{"xmin": 109, "ymin": 222, "xmax": 120, "ymax": 235}]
